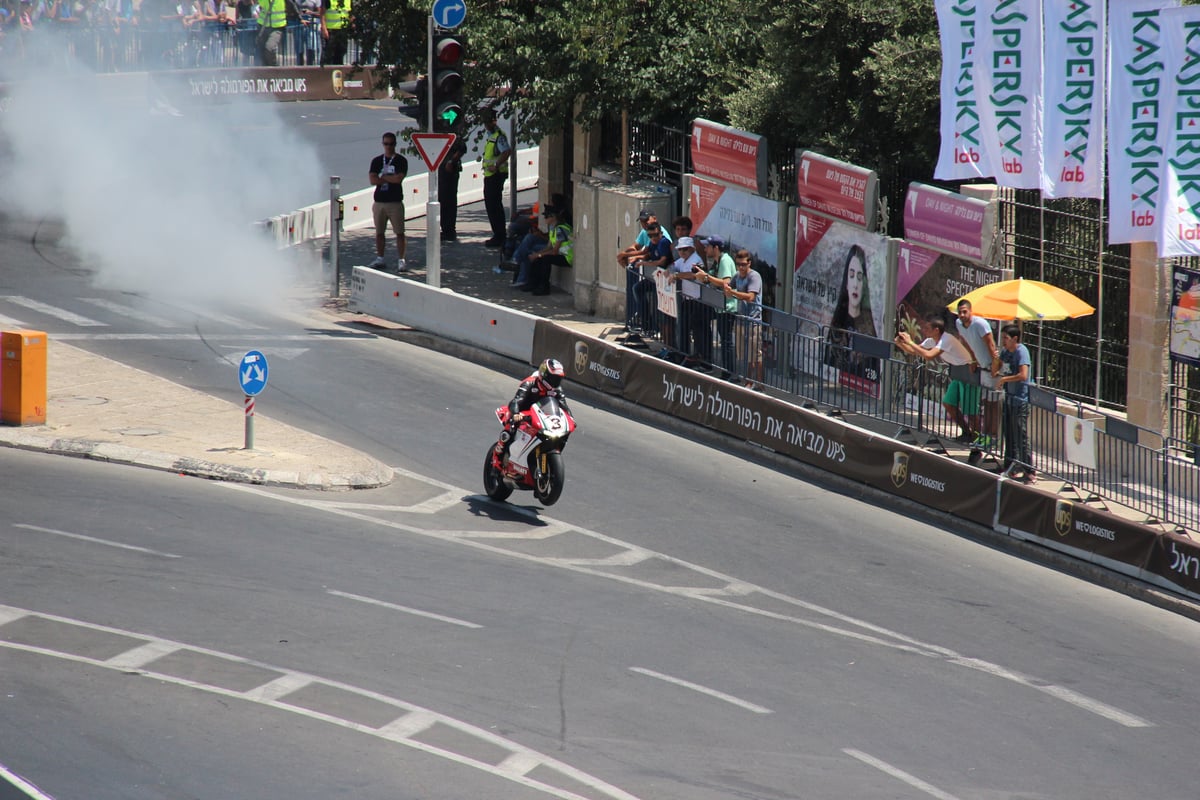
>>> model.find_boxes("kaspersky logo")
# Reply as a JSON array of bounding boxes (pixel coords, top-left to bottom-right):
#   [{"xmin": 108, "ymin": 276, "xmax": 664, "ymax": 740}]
[
  {"xmin": 1126, "ymin": 9, "xmax": 1166, "ymax": 227},
  {"xmin": 1054, "ymin": 0, "xmax": 1097, "ymax": 184},
  {"xmin": 951, "ymin": 0, "xmax": 981, "ymax": 165},
  {"xmin": 990, "ymin": 0, "xmax": 1030, "ymax": 175},
  {"xmin": 1169, "ymin": 21, "xmax": 1200, "ymax": 229}
]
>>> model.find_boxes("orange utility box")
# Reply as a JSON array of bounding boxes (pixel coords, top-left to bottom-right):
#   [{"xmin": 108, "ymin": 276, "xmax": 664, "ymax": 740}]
[{"xmin": 1, "ymin": 330, "xmax": 47, "ymax": 426}]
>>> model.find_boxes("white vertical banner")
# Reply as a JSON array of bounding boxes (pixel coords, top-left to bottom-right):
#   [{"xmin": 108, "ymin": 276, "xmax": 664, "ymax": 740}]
[
  {"xmin": 1157, "ymin": 6, "xmax": 1200, "ymax": 257},
  {"xmin": 1108, "ymin": 0, "xmax": 1178, "ymax": 244},
  {"xmin": 1041, "ymin": 0, "xmax": 1104, "ymax": 197},
  {"xmin": 975, "ymin": 0, "xmax": 1044, "ymax": 189},
  {"xmin": 935, "ymin": 0, "xmax": 992, "ymax": 180}
]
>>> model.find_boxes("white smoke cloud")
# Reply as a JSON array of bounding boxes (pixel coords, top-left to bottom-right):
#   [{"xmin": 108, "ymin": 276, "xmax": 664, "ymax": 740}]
[{"xmin": 0, "ymin": 42, "xmax": 325, "ymax": 316}]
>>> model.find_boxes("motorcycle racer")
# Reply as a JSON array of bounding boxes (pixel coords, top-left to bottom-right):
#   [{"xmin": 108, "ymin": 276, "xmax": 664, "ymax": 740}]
[{"xmin": 496, "ymin": 358, "xmax": 571, "ymax": 461}]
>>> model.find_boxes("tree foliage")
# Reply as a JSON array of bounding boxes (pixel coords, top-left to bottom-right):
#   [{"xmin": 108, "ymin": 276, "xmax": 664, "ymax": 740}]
[{"xmin": 353, "ymin": 0, "xmax": 942, "ymax": 175}]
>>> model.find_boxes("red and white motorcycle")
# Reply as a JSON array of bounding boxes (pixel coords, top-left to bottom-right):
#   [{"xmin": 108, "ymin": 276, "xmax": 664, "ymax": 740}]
[{"xmin": 483, "ymin": 396, "xmax": 576, "ymax": 506}]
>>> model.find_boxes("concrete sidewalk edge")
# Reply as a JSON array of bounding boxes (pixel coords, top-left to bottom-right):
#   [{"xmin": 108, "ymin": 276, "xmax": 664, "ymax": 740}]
[{"xmin": 0, "ymin": 426, "xmax": 394, "ymax": 489}]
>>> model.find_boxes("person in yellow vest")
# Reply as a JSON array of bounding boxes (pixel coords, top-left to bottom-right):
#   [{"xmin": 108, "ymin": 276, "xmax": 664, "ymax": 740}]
[
  {"xmin": 321, "ymin": 0, "xmax": 349, "ymax": 66},
  {"xmin": 255, "ymin": 0, "xmax": 286, "ymax": 65},
  {"xmin": 525, "ymin": 207, "xmax": 573, "ymax": 296},
  {"xmin": 481, "ymin": 107, "xmax": 511, "ymax": 248}
]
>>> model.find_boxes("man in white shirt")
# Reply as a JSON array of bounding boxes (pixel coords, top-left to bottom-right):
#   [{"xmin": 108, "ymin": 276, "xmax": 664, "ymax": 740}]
[{"xmin": 896, "ymin": 315, "xmax": 980, "ymax": 443}]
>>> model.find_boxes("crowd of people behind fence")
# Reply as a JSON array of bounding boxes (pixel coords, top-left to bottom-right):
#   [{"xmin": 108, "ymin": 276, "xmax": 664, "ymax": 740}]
[{"xmin": 0, "ymin": 0, "xmax": 360, "ymax": 70}]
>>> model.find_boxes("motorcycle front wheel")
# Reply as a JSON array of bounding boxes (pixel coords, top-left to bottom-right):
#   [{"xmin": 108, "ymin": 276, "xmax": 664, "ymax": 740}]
[
  {"xmin": 534, "ymin": 451, "xmax": 565, "ymax": 506},
  {"xmin": 483, "ymin": 447, "xmax": 513, "ymax": 502}
]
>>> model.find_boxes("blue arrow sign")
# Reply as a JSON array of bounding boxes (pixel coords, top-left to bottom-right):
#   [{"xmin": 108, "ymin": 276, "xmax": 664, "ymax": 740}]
[
  {"xmin": 238, "ymin": 350, "xmax": 269, "ymax": 396},
  {"xmin": 432, "ymin": 0, "xmax": 465, "ymax": 29}
]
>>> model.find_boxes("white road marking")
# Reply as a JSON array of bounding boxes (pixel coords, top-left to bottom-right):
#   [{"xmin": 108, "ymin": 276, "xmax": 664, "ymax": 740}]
[
  {"xmin": 223, "ymin": 480, "xmax": 1156, "ymax": 730},
  {"xmin": 327, "ymin": 589, "xmax": 483, "ymax": 629},
  {"xmin": 376, "ymin": 709, "xmax": 438, "ymax": 739},
  {"xmin": 629, "ymin": 667, "xmax": 773, "ymax": 715},
  {"xmin": 80, "ymin": 297, "xmax": 177, "ymax": 328},
  {"xmin": 0, "ymin": 603, "xmax": 642, "ymax": 800},
  {"xmin": 175, "ymin": 305, "xmax": 268, "ymax": 330},
  {"xmin": 245, "ymin": 673, "xmax": 313, "ymax": 702},
  {"xmin": 948, "ymin": 657, "xmax": 1153, "ymax": 728},
  {"xmin": 1, "ymin": 296, "xmax": 106, "ymax": 327},
  {"xmin": 104, "ymin": 640, "xmax": 182, "ymax": 670},
  {"xmin": 13, "ymin": 524, "xmax": 182, "ymax": 559},
  {"xmin": 843, "ymin": 749, "xmax": 962, "ymax": 800},
  {"xmin": 0, "ymin": 312, "xmax": 29, "ymax": 328},
  {"xmin": 0, "ymin": 763, "xmax": 57, "ymax": 800}
]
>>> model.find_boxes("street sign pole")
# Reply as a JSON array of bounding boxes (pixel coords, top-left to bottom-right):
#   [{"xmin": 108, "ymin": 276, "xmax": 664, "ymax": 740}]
[
  {"xmin": 426, "ymin": 13, "xmax": 441, "ymax": 288},
  {"xmin": 238, "ymin": 350, "xmax": 269, "ymax": 451}
]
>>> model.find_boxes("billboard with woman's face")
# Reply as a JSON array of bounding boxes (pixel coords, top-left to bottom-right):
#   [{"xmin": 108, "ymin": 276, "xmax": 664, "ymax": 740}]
[{"xmin": 793, "ymin": 211, "xmax": 888, "ymax": 337}]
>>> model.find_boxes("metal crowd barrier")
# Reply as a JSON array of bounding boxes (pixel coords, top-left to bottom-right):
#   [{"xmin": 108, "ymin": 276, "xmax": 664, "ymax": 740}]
[
  {"xmin": 0, "ymin": 24, "xmax": 368, "ymax": 72},
  {"xmin": 622, "ymin": 263, "xmax": 1200, "ymax": 534}
]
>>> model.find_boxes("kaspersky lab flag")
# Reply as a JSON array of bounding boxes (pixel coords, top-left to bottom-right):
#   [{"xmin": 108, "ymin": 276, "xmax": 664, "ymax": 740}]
[
  {"xmin": 1109, "ymin": 0, "xmax": 1179, "ymax": 244},
  {"xmin": 1157, "ymin": 6, "xmax": 1200, "ymax": 257},
  {"xmin": 974, "ymin": 0, "xmax": 1044, "ymax": 189},
  {"xmin": 1041, "ymin": 0, "xmax": 1104, "ymax": 198},
  {"xmin": 935, "ymin": 0, "xmax": 991, "ymax": 180}
]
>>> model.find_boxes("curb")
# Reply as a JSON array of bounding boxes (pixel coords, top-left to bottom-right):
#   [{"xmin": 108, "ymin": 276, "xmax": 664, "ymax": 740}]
[{"xmin": 0, "ymin": 429, "xmax": 394, "ymax": 490}]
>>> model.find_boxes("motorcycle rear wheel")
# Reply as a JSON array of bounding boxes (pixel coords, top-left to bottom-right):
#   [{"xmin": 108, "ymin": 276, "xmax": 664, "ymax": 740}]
[
  {"xmin": 483, "ymin": 447, "xmax": 513, "ymax": 501},
  {"xmin": 534, "ymin": 451, "xmax": 565, "ymax": 506}
]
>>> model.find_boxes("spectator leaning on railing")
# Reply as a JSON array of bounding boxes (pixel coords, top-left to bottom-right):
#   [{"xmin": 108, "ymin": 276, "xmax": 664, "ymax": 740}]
[
  {"xmin": 894, "ymin": 315, "xmax": 980, "ymax": 443},
  {"xmin": 722, "ymin": 248, "xmax": 763, "ymax": 389},
  {"xmin": 994, "ymin": 323, "xmax": 1035, "ymax": 484}
]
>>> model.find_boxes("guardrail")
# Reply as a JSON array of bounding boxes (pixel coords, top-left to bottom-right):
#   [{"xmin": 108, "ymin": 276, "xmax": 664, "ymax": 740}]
[{"xmin": 623, "ymin": 264, "xmax": 1200, "ymax": 536}]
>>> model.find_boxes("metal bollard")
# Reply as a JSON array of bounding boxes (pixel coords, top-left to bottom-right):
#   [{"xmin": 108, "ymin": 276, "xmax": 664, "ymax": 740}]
[{"xmin": 329, "ymin": 176, "xmax": 341, "ymax": 297}]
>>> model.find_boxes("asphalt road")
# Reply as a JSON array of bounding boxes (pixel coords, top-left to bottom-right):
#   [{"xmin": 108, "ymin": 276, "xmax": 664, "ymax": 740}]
[{"xmin": 1, "ymin": 128, "xmax": 1200, "ymax": 799}]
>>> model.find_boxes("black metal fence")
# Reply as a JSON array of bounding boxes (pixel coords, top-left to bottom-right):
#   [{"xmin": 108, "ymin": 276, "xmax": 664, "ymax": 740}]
[
  {"xmin": 623, "ymin": 262, "xmax": 1200, "ymax": 535},
  {"xmin": 0, "ymin": 22, "xmax": 370, "ymax": 72}
]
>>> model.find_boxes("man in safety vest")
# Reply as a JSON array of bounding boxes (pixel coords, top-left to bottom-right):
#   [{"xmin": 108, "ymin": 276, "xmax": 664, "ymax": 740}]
[
  {"xmin": 481, "ymin": 107, "xmax": 511, "ymax": 248},
  {"xmin": 256, "ymin": 0, "xmax": 287, "ymax": 65},
  {"xmin": 321, "ymin": 0, "xmax": 350, "ymax": 66},
  {"xmin": 524, "ymin": 207, "xmax": 573, "ymax": 296}
]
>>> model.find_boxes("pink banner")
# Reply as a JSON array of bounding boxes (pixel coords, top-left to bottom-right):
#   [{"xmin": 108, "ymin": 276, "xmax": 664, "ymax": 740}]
[
  {"xmin": 903, "ymin": 183, "xmax": 994, "ymax": 262},
  {"xmin": 796, "ymin": 150, "xmax": 878, "ymax": 230}
]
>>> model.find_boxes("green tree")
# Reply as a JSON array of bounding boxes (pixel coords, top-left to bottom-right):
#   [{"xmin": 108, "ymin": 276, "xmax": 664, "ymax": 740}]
[
  {"xmin": 352, "ymin": 0, "xmax": 941, "ymax": 179},
  {"xmin": 728, "ymin": 0, "xmax": 940, "ymax": 178}
]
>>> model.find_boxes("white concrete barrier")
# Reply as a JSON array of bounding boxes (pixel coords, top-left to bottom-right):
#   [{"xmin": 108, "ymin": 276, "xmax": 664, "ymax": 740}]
[
  {"xmin": 264, "ymin": 147, "xmax": 540, "ymax": 247},
  {"xmin": 350, "ymin": 266, "xmax": 537, "ymax": 363}
]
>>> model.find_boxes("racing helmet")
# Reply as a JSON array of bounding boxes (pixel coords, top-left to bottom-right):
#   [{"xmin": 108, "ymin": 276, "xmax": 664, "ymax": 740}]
[{"xmin": 538, "ymin": 358, "xmax": 565, "ymax": 389}]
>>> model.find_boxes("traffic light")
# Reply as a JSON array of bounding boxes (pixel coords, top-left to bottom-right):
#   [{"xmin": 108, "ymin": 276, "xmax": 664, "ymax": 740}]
[
  {"xmin": 431, "ymin": 31, "xmax": 465, "ymax": 133},
  {"xmin": 396, "ymin": 76, "xmax": 427, "ymax": 124}
]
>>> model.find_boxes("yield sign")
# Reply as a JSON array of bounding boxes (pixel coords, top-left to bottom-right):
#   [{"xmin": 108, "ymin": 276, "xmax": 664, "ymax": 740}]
[{"xmin": 412, "ymin": 133, "xmax": 456, "ymax": 171}]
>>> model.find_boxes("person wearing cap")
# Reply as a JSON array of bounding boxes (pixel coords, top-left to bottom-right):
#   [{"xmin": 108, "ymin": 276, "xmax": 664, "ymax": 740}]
[
  {"xmin": 655, "ymin": 236, "xmax": 701, "ymax": 358},
  {"xmin": 617, "ymin": 209, "xmax": 671, "ymax": 269},
  {"xmin": 523, "ymin": 207, "xmax": 573, "ymax": 296},
  {"xmin": 695, "ymin": 235, "xmax": 737, "ymax": 372}
]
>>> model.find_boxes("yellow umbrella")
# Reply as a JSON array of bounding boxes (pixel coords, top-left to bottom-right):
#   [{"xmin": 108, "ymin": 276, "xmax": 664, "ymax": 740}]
[{"xmin": 948, "ymin": 278, "xmax": 1095, "ymax": 321}]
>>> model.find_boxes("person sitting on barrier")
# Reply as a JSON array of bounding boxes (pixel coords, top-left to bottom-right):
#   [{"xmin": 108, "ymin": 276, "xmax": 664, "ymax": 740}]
[
  {"xmin": 495, "ymin": 358, "xmax": 571, "ymax": 463},
  {"xmin": 617, "ymin": 209, "xmax": 670, "ymax": 268},
  {"xmin": 511, "ymin": 193, "xmax": 568, "ymax": 288},
  {"xmin": 895, "ymin": 315, "xmax": 979, "ymax": 443},
  {"xmin": 995, "ymin": 324, "xmax": 1035, "ymax": 483},
  {"xmin": 523, "ymin": 207, "xmax": 573, "ymax": 296},
  {"xmin": 724, "ymin": 249, "xmax": 763, "ymax": 388}
]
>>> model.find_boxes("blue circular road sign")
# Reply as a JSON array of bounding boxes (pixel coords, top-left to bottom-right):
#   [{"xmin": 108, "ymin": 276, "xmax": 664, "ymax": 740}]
[
  {"xmin": 238, "ymin": 350, "xmax": 269, "ymax": 396},
  {"xmin": 432, "ymin": 0, "xmax": 466, "ymax": 29}
]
